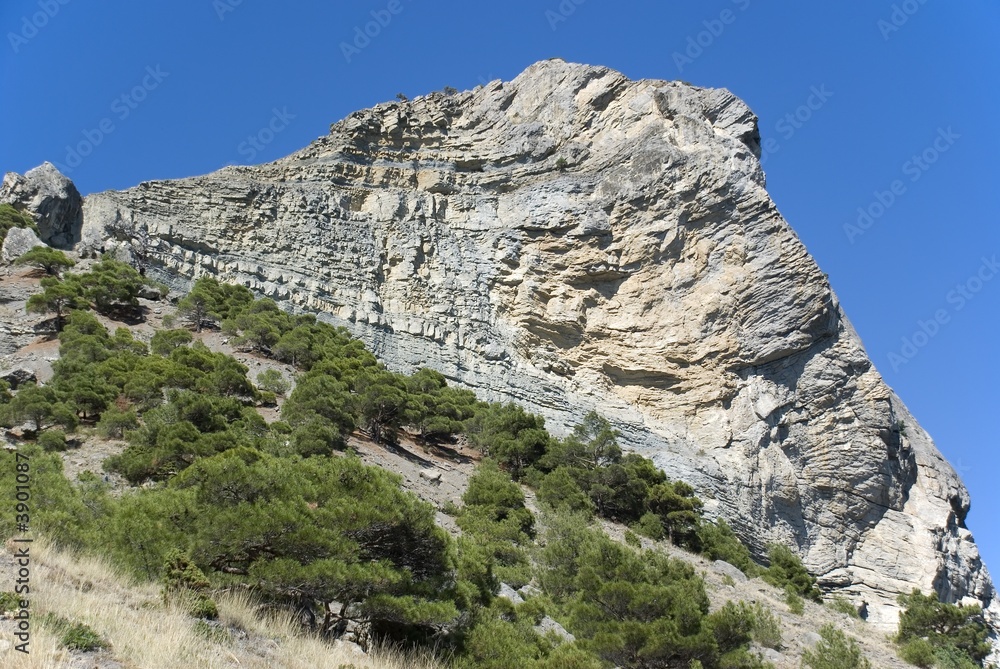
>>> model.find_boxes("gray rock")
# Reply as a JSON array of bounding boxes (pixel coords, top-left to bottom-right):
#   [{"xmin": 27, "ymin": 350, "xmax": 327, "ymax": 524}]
[
  {"xmin": 1, "ymin": 367, "xmax": 36, "ymax": 390},
  {"xmin": 332, "ymin": 639, "xmax": 366, "ymax": 657},
  {"xmin": 534, "ymin": 615, "xmax": 574, "ymax": 643},
  {"xmin": 1, "ymin": 227, "xmax": 44, "ymax": 264},
  {"xmin": 713, "ymin": 560, "xmax": 748, "ymax": 584},
  {"xmin": 803, "ymin": 631, "xmax": 823, "ymax": 647},
  {"xmin": 138, "ymin": 284, "xmax": 163, "ymax": 301},
  {"xmin": 497, "ymin": 583, "xmax": 524, "ymax": 605},
  {"xmin": 760, "ymin": 647, "xmax": 783, "ymax": 664},
  {"xmin": 0, "ymin": 162, "xmax": 83, "ymax": 247},
  {"xmin": 519, "ymin": 584, "xmax": 542, "ymax": 599},
  {"xmin": 68, "ymin": 59, "xmax": 1000, "ymax": 654}
]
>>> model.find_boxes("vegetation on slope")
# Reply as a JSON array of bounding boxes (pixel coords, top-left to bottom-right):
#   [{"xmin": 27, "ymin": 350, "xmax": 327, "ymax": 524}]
[
  {"xmin": 2, "ymin": 265, "xmax": 985, "ymax": 667},
  {"xmin": 895, "ymin": 590, "xmax": 992, "ymax": 668},
  {"xmin": 0, "ymin": 203, "xmax": 38, "ymax": 246}
]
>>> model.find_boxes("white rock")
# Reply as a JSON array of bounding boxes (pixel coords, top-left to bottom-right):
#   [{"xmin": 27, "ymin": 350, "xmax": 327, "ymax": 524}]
[
  {"xmin": 0, "ymin": 162, "xmax": 82, "ymax": 247},
  {"xmin": 419, "ymin": 468, "xmax": 442, "ymax": 483},
  {"xmin": 497, "ymin": 583, "xmax": 524, "ymax": 605},
  {"xmin": 1, "ymin": 227, "xmax": 44, "ymax": 264},
  {"xmin": 535, "ymin": 615, "xmax": 575, "ymax": 643},
  {"xmin": 713, "ymin": 560, "xmax": 748, "ymax": 584}
]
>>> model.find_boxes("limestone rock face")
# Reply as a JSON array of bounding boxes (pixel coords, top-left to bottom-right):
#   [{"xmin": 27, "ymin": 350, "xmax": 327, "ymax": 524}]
[
  {"xmin": 1, "ymin": 226, "xmax": 44, "ymax": 264},
  {"xmin": 1, "ymin": 162, "xmax": 83, "ymax": 248},
  {"xmin": 71, "ymin": 59, "xmax": 998, "ymax": 649}
]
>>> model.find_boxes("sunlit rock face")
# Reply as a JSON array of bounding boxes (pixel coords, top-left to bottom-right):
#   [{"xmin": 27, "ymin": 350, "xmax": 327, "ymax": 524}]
[
  {"xmin": 59, "ymin": 59, "xmax": 997, "ymax": 651},
  {"xmin": 0, "ymin": 161, "xmax": 82, "ymax": 248}
]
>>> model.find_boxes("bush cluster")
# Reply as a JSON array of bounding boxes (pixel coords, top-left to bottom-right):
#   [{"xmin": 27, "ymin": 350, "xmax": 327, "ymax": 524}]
[
  {"xmin": 895, "ymin": 589, "xmax": 991, "ymax": 668},
  {"xmin": 27, "ymin": 257, "xmax": 153, "ymax": 327}
]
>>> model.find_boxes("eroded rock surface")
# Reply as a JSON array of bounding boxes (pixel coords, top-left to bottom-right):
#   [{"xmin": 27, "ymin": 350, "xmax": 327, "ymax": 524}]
[
  {"xmin": 0, "ymin": 161, "xmax": 83, "ymax": 247},
  {"xmin": 38, "ymin": 59, "xmax": 997, "ymax": 650},
  {"xmin": 1, "ymin": 226, "xmax": 44, "ymax": 264}
]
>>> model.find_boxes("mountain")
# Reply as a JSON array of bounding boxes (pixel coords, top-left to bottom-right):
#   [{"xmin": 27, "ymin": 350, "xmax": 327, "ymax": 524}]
[{"xmin": 5, "ymin": 58, "xmax": 997, "ymax": 653}]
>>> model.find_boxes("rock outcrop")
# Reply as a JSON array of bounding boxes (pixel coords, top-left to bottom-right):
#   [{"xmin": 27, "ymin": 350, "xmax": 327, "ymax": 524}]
[
  {"xmin": 25, "ymin": 59, "xmax": 997, "ymax": 650},
  {"xmin": 1, "ymin": 226, "xmax": 44, "ymax": 264},
  {"xmin": 0, "ymin": 162, "xmax": 83, "ymax": 248}
]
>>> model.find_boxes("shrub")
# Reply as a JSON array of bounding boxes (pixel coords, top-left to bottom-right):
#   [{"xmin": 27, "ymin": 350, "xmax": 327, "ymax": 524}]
[
  {"xmin": 633, "ymin": 511, "xmax": 665, "ymax": 540},
  {"xmin": 829, "ymin": 596, "xmax": 861, "ymax": 619},
  {"xmin": 537, "ymin": 467, "xmax": 594, "ymax": 517},
  {"xmin": 193, "ymin": 619, "xmax": 230, "ymax": 643},
  {"xmin": 97, "ymin": 406, "xmax": 139, "ymax": 438},
  {"xmin": 466, "ymin": 403, "xmax": 550, "ymax": 479},
  {"xmin": 39, "ymin": 613, "xmax": 106, "ymax": 651},
  {"xmin": 0, "ymin": 203, "xmax": 37, "ymax": 246},
  {"xmin": 708, "ymin": 601, "xmax": 756, "ymax": 651},
  {"xmin": 62, "ymin": 622, "xmax": 106, "ymax": 651},
  {"xmin": 750, "ymin": 602, "xmax": 782, "ymax": 650},
  {"xmin": 899, "ymin": 638, "xmax": 937, "ymax": 667},
  {"xmin": 762, "ymin": 544, "xmax": 822, "ymax": 602},
  {"xmin": 537, "ymin": 515, "xmax": 717, "ymax": 668},
  {"xmin": 647, "ymin": 479, "xmax": 703, "ymax": 548},
  {"xmin": 256, "ymin": 368, "xmax": 289, "ymax": 395},
  {"xmin": 15, "ymin": 246, "xmax": 75, "ymax": 275},
  {"xmin": 161, "ymin": 549, "xmax": 218, "ymax": 619},
  {"xmin": 150, "ymin": 328, "xmax": 193, "ymax": 356},
  {"xmin": 801, "ymin": 624, "xmax": 871, "ymax": 669},
  {"xmin": 38, "ymin": 428, "xmax": 68, "ymax": 452},
  {"xmin": 895, "ymin": 589, "xmax": 991, "ymax": 666},
  {"xmin": 0, "ymin": 591, "xmax": 20, "ymax": 613},
  {"xmin": 931, "ymin": 646, "xmax": 984, "ymax": 669},
  {"xmin": 785, "ymin": 588, "xmax": 804, "ymax": 615},
  {"xmin": 697, "ymin": 520, "xmax": 759, "ymax": 576},
  {"xmin": 459, "ymin": 460, "xmax": 534, "ymax": 588}
]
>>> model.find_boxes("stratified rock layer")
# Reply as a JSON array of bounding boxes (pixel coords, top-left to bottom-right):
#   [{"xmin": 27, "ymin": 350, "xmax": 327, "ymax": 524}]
[{"xmin": 51, "ymin": 60, "xmax": 998, "ymax": 645}]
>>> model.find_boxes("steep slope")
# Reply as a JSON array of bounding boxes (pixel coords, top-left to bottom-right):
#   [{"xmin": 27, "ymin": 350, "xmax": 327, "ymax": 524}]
[{"xmin": 16, "ymin": 59, "xmax": 998, "ymax": 646}]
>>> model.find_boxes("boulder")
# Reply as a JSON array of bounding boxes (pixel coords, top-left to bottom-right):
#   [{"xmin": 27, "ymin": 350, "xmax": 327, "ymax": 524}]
[
  {"xmin": 1, "ymin": 227, "xmax": 44, "ymax": 264},
  {"xmin": 713, "ymin": 560, "xmax": 749, "ymax": 584},
  {"xmin": 0, "ymin": 162, "xmax": 83, "ymax": 247},
  {"xmin": 0, "ymin": 367, "xmax": 37, "ymax": 390}
]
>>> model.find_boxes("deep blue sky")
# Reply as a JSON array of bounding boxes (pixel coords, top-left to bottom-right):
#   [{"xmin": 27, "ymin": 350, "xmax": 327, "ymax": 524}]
[{"xmin": 2, "ymin": 1, "xmax": 998, "ymax": 577}]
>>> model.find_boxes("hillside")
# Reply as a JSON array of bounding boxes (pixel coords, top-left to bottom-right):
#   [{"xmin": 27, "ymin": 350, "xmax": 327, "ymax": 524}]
[
  {"xmin": 0, "ymin": 267, "xmax": 884, "ymax": 667},
  {"xmin": 1, "ymin": 58, "xmax": 998, "ymax": 666},
  {"xmin": 43, "ymin": 59, "xmax": 996, "ymax": 637},
  {"xmin": 0, "ymin": 259, "xmax": 992, "ymax": 668}
]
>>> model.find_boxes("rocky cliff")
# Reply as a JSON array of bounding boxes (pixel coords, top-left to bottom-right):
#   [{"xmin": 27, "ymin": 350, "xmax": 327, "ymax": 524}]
[{"xmin": 7, "ymin": 59, "xmax": 997, "ymax": 649}]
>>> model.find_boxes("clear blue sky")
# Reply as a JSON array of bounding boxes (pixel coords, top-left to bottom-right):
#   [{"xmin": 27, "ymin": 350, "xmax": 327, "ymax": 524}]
[{"xmin": 2, "ymin": 1, "xmax": 998, "ymax": 576}]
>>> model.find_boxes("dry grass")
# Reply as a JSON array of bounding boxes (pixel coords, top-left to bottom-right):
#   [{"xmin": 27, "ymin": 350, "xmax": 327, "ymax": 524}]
[{"xmin": 0, "ymin": 539, "xmax": 445, "ymax": 669}]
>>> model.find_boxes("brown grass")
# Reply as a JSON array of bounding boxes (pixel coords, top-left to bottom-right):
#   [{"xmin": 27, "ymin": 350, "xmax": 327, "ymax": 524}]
[{"xmin": 1, "ymin": 539, "xmax": 445, "ymax": 669}]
